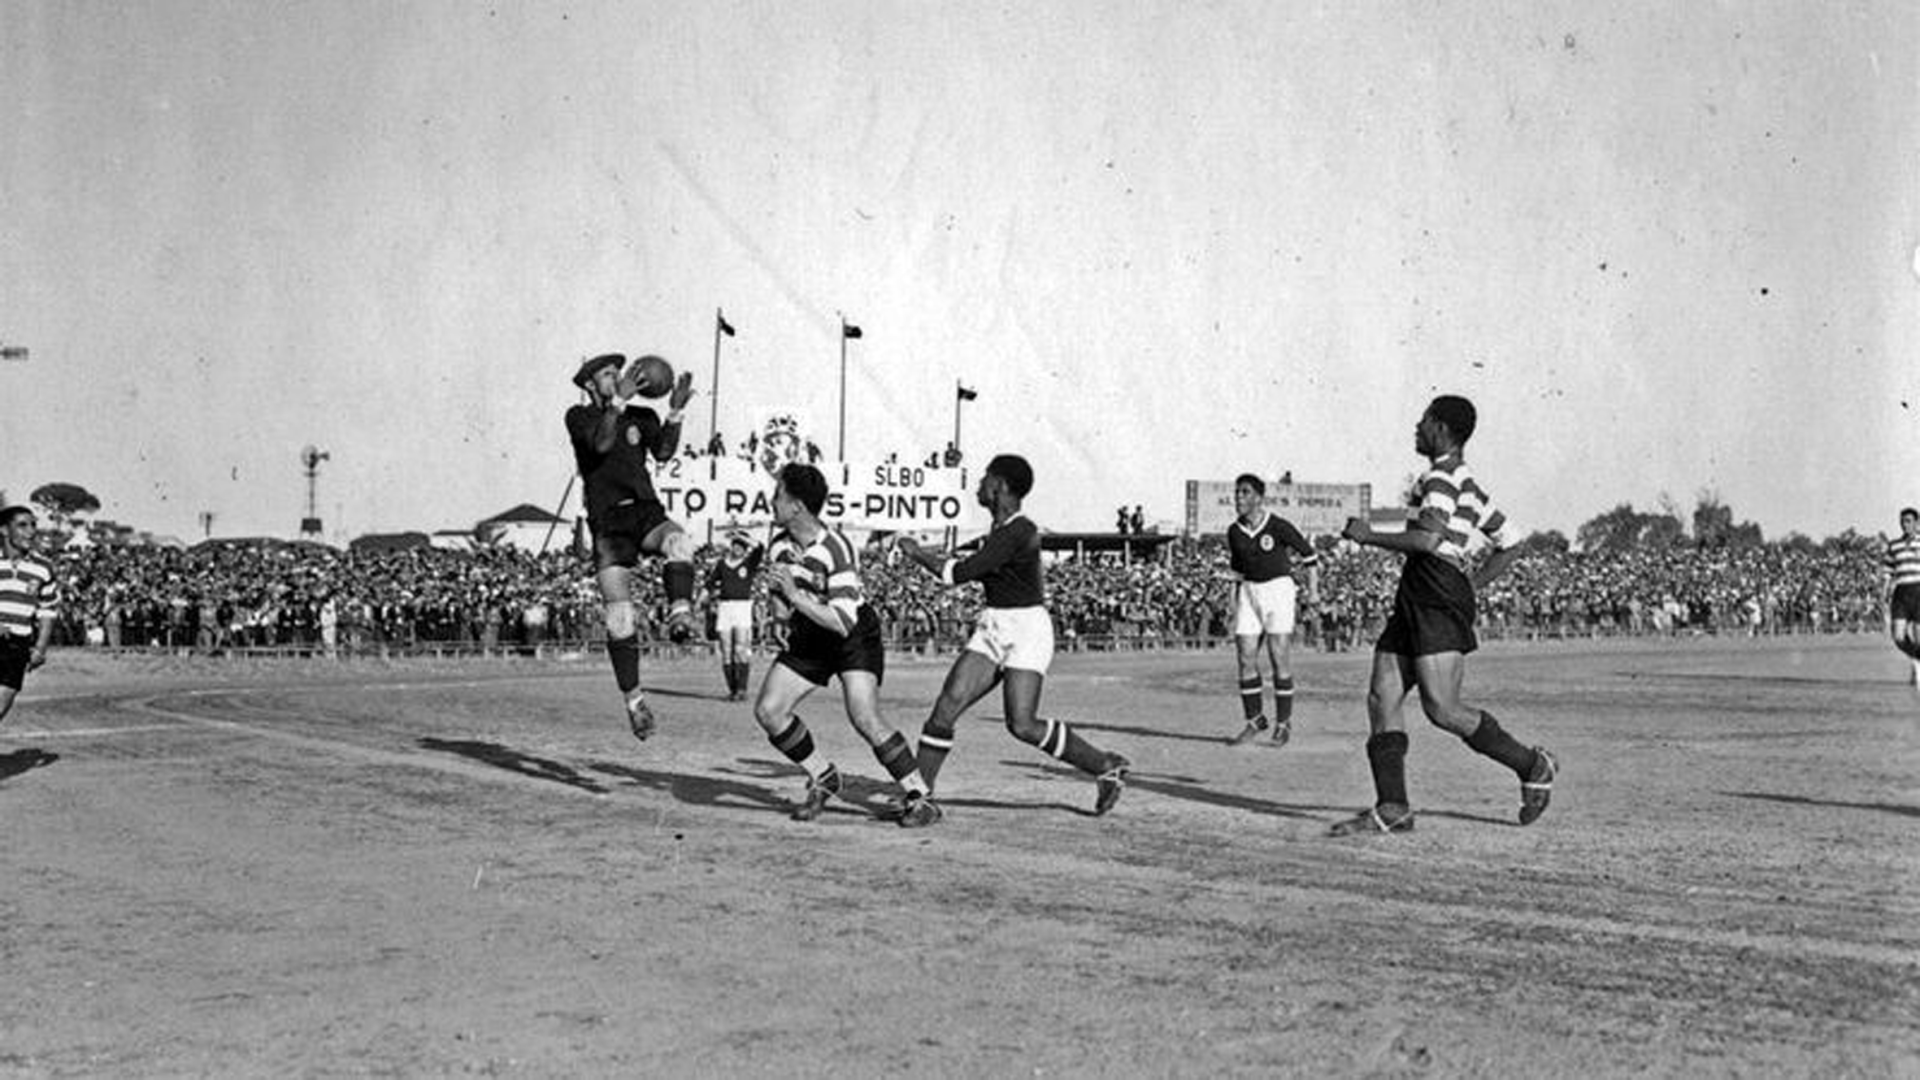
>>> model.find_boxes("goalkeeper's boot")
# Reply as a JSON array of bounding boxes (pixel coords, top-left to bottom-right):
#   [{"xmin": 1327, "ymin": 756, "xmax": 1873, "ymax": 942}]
[{"xmin": 665, "ymin": 603, "xmax": 696, "ymax": 645}]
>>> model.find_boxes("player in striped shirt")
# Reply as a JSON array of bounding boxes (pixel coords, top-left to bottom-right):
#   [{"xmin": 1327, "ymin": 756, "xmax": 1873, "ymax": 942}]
[
  {"xmin": 1331, "ymin": 395, "xmax": 1558, "ymax": 835},
  {"xmin": 1882, "ymin": 507, "xmax": 1920, "ymax": 686},
  {"xmin": 1224, "ymin": 474, "xmax": 1320, "ymax": 747},
  {"xmin": 0, "ymin": 506, "xmax": 59, "ymax": 727},
  {"xmin": 895, "ymin": 454, "xmax": 1132, "ymax": 816},
  {"xmin": 750, "ymin": 464, "xmax": 940, "ymax": 827}
]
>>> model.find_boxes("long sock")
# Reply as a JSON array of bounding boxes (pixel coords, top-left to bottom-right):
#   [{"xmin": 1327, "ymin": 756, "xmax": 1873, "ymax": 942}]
[
  {"xmin": 1463, "ymin": 711, "xmax": 1538, "ymax": 778},
  {"xmin": 606, "ymin": 634, "xmax": 641, "ymax": 695},
  {"xmin": 1026, "ymin": 717, "xmax": 1113, "ymax": 775},
  {"xmin": 1272, "ymin": 675, "xmax": 1295, "ymax": 724},
  {"xmin": 769, "ymin": 715, "xmax": 834, "ymax": 782},
  {"xmin": 663, "ymin": 561, "xmax": 695, "ymax": 607},
  {"xmin": 1366, "ymin": 731, "xmax": 1410, "ymax": 807},
  {"xmin": 917, "ymin": 721, "xmax": 955, "ymax": 791},
  {"xmin": 872, "ymin": 731, "xmax": 930, "ymax": 797},
  {"xmin": 720, "ymin": 660, "xmax": 736, "ymax": 695},
  {"xmin": 1238, "ymin": 675, "xmax": 1265, "ymax": 721},
  {"xmin": 736, "ymin": 660, "xmax": 751, "ymax": 694}
]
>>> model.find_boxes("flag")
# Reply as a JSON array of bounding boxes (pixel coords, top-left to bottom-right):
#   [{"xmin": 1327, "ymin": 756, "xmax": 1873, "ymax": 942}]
[
  {"xmin": 956, "ymin": 384, "xmax": 978, "ymax": 402},
  {"xmin": 716, "ymin": 310, "xmax": 735, "ymax": 337},
  {"xmin": 842, "ymin": 322, "xmax": 863, "ymax": 339}
]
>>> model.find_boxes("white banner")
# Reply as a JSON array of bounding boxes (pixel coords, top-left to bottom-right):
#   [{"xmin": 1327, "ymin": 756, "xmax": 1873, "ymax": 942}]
[
  {"xmin": 1184, "ymin": 479, "xmax": 1373, "ymax": 537},
  {"xmin": 646, "ymin": 455, "xmax": 977, "ymax": 537}
]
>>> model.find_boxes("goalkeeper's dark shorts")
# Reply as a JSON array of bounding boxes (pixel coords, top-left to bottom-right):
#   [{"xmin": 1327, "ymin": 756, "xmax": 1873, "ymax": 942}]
[{"xmin": 590, "ymin": 499, "xmax": 671, "ymax": 568}]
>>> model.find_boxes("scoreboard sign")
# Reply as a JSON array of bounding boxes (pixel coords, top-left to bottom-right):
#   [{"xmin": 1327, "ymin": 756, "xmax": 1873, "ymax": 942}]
[{"xmin": 1184, "ymin": 479, "xmax": 1372, "ymax": 538}]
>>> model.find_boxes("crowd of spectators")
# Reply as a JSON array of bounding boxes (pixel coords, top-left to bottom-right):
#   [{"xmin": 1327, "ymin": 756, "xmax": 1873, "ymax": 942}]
[{"xmin": 35, "ymin": 529, "xmax": 1889, "ymax": 657}]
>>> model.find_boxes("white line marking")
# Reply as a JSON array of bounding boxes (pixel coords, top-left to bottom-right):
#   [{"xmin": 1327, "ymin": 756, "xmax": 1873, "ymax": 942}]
[{"xmin": 7, "ymin": 723, "xmax": 182, "ymax": 738}]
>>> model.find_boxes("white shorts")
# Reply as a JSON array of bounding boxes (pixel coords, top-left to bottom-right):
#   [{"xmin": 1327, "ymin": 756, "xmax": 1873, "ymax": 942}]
[
  {"xmin": 715, "ymin": 599, "xmax": 754, "ymax": 638},
  {"xmin": 1235, "ymin": 577, "xmax": 1299, "ymax": 637},
  {"xmin": 966, "ymin": 605, "xmax": 1055, "ymax": 675}
]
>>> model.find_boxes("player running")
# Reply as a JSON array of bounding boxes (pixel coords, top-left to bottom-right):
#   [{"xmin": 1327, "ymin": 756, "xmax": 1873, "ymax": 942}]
[
  {"xmin": 0, "ymin": 506, "xmax": 58, "ymax": 728},
  {"xmin": 565, "ymin": 352, "xmax": 699, "ymax": 741},
  {"xmin": 1223, "ymin": 473, "xmax": 1320, "ymax": 746},
  {"xmin": 1331, "ymin": 395, "xmax": 1558, "ymax": 835},
  {"xmin": 1883, "ymin": 507, "xmax": 1920, "ymax": 687},
  {"xmin": 896, "ymin": 453, "xmax": 1131, "ymax": 816},
  {"xmin": 708, "ymin": 530, "xmax": 763, "ymax": 701},
  {"xmin": 750, "ymin": 464, "xmax": 940, "ymax": 827}
]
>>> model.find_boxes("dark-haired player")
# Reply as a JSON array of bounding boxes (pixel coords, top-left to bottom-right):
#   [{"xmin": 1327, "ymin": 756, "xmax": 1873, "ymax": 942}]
[
  {"xmin": 752, "ymin": 464, "xmax": 940, "ymax": 827},
  {"xmin": 708, "ymin": 531, "xmax": 763, "ymax": 701},
  {"xmin": 0, "ymin": 506, "xmax": 57, "ymax": 728},
  {"xmin": 1223, "ymin": 473, "xmax": 1319, "ymax": 746},
  {"xmin": 1884, "ymin": 507, "xmax": 1920, "ymax": 687},
  {"xmin": 1332, "ymin": 395, "xmax": 1558, "ymax": 835},
  {"xmin": 565, "ymin": 352, "xmax": 698, "ymax": 741},
  {"xmin": 896, "ymin": 454, "xmax": 1131, "ymax": 816}
]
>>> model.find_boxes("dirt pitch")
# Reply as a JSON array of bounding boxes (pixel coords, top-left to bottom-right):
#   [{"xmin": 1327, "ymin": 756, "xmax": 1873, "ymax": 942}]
[{"xmin": 1, "ymin": 634, "xmax": 1915, "ymax": 1078}]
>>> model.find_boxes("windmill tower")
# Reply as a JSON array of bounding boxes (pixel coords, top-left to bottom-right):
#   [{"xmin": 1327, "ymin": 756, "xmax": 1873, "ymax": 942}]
[{"xmin": 300, "ymin": 445, "xmax": 331, "ymax": 538}]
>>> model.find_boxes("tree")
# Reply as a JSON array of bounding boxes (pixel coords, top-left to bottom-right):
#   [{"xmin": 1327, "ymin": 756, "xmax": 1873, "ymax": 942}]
[
  {"xmin": 1576, "ymin": 504, "xmax": 1644, "ymax": 554},
  {"xmin": 1576, "ymin": 502, "xmax": 1687, "ymax": 554},
  {"xmin": 1520, "ymin": 529, "xmax": 1570, "ymax": 555},
  {"xmin": 1643, "ymin": 514, "xmax": 1687, "ymax": 548},
  {"xmin": 30, "ymin": 482, "xmax": 102, "ymax": 532},
  {"xmin": 1691, "ymin": 488, "xmax": 1763, "ymax": 548}
]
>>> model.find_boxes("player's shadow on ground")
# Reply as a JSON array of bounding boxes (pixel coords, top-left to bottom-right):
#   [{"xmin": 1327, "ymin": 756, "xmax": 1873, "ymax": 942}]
[
  {"xmin": 418, "ymin": 737, "xmax": 611, "ymax": 795},
  {"xmin": 639, "ymin": 686, "xmax": 734, "ymax": 703},
  {"xmin": 1727, "ymin": 790, "xmax": 1920, "ymax": 820},
  {"xmin": 584, "ymin": 758, "xmax": 801, "ymax": 816},
  {"xmin": 1021, "ymin": 760, "xmax": 1512, "ymax": 827},
  {"xmin": 0, "ymin": 748, "xmax": 59, "ymax": 781},
  {"xmin": 1019, "ymin": 760, "xmax": 1330, "ymax": 820},
  {"xmin": 1058, "ymin": 720, "xmax": 1238, "ymax": 747},
  {"xmin": 592, "ymin": 757, "xmax": 919, "ymax": 820}
]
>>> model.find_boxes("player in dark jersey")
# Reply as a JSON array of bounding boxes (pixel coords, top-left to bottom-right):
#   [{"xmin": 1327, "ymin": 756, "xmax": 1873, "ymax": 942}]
[
  {"xmin": 1883, "ymin": 507, "xmax": 1920, "ymax": 686},
  {"xmin": 1223, "ymin": 473, "xmax": 1320, "ymax": 747},
  {"xmin": 565, "ymin": 352, "xmax": 698, "ymax": 741},
  {"xmin": 1332, "ymin": 395, "xmax": 1558, "ymax": 835},
  {"xmin": 896, "ymin": 454, "xmax": 1131, "ymax": 816},
  {"xmin": 751, "ymin": 464, "xmax": 940, "ymax": 827},
  {"xmin": 707, "ymin": 531, "xmax": 763, "ymax": 701}
]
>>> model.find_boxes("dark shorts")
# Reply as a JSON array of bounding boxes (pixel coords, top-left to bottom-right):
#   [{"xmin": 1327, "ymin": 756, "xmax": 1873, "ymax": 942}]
[
  {"xmin": 590, "ymin": 500, "xmax": 672, "ymax": 568},
  {"xmin": 777, "ymin": 606, "xmax": 886, "ymax": 687},
  {"xmin": 1376, "ymin": 554, "xmax": 1479, "ymax": 658},
  {"xmin": 0, "ymin": 638, "xmax": 31, "ymax": 692},
  {"xmin": 1892, "ymin": 583, "xmax": 1920, "ymax": 622}
]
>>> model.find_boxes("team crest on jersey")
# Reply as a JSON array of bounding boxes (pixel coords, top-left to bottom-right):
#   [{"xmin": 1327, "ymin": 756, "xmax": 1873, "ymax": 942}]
[
  {"xmin": 625, "ymin": 425, "xmax": 641, "ymax": 447},
  {"xmin": 1259, "ymin": 534, "xmax": 1275, "ymax": 551}
]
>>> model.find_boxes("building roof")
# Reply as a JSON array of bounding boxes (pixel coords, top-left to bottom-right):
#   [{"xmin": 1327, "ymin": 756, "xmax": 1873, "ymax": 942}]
[{"xmin": 478, "ymin": 503, "xmax": 566, "ymax": 526}]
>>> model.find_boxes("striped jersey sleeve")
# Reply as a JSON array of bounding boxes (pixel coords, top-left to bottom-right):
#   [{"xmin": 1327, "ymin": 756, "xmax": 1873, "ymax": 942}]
[
  {"xmin": 0, "ymin": 555, "xmax": 60, "ymax": 639},
  {"xmin": 1413, "ymin": 456, "xmax": 1515, "ymax": 565},
  {"xmin": 797, "ymin": 528, "xmax": 864, "ymax": 634},
  {"xmin": 1885, "ymin": 536, "xmax": 1920, "ymax": 587}
]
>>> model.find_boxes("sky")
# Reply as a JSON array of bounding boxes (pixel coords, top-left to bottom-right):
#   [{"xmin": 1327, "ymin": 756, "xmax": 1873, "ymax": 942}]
[{"xmin": 2, "ymin": 0, "xmax": 1916, "ymax": 544}]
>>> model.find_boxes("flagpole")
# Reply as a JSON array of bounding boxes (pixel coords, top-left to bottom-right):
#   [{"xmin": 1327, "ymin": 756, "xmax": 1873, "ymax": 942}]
[
  {"xmin": 709, "ymin": 308, "xmax": 724, "ymax": 449},
  {"xmin": 837, "ymin": 315, "xmax": 848, "ymax": 461},
  {"xmin": 953, "ymin": 380, "xmax": 963, "ymax": 457}
]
